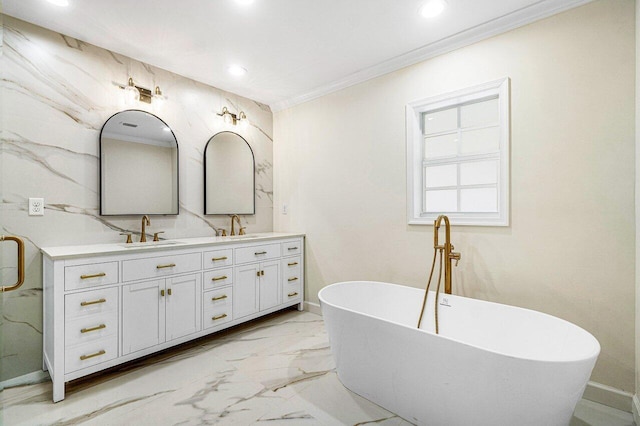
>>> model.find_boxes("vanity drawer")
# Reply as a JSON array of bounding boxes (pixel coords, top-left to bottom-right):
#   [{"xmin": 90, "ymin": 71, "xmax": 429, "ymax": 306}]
[
  {"xmin": 235, "ymin": 243, "xmax": 280, "ymax": 264},
  {"xmin": 122, "ymin": 252, "xmax": 201, "ymax": 282},
  {"xmin": 281, "ymin": 240, "xmax": 302, "ymax": 257},
  {"xmin": 65, "ymin": 287, "xmax": 118, "ymax": 320},
  {"xmin": 203, "ymin": 248, "xmax": 233, "ymax": 269},
  {"xmin": 65, "ymin": 311, "xmax": 118, "ymax": 347},
  {"xmin": 203, "ymin": 288, "xmax": 233, "ymax": 330},
  {"xmin": 203, "ymin": 267, "xmax": 233, "ymax": 290},
  {"xmin": 65, "ymin": 336, "xmax": 118, "ymax": 373},
  {"xmin": 65, "ymin": 262, "xmax": 119, "ymax": 291},
  {"xmin": 283, "ymin": 282, "xmax": 302, "ymax": 304},
  {"xmin": 282, "ymin": 257, "xmax": 301, "ymax": 277}
]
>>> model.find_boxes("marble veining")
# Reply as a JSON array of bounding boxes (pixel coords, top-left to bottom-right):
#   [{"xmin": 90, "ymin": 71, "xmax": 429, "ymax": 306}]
[{"xmin": 0, "ymin": 15, "xmax": 273, "ymax": 383}]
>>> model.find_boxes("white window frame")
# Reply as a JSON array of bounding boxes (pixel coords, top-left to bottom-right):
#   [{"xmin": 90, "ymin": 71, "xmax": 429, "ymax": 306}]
[{"xmin": 406, "ymin": 77, "xmax": 510, "ymax": 226}]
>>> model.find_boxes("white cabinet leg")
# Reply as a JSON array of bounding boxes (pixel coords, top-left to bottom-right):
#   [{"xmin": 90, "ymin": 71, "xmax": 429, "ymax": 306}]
[
  {"xmin": 297, "ymin": 302, "xmax": 304, "ymax": 311},
  {"xmin": 52, "ymin": 379, "xmax": 65, "ymax": 403}
]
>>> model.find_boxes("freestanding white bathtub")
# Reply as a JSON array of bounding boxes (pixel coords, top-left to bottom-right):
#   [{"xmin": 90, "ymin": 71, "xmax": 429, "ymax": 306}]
[{"xmin": 318, "ymin": 281, "xmax": 600, "ymax": 426}]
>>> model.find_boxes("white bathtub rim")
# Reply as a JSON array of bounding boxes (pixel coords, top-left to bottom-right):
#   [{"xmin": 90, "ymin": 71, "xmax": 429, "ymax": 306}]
[{"xmin": 319, "ymin": 280, "xmax": 601, "ymax": 364}]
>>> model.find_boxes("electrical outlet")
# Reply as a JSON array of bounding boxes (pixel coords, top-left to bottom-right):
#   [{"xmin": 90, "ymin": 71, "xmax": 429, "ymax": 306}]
[{"xmin": 29, "ymin": 198, "xmax": 44, "ymax": 216}]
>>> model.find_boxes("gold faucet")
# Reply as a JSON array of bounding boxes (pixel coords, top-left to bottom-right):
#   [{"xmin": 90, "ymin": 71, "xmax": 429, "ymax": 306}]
[
  {"xmin": 230, "ymin": 215, "xmax": 243, "ymax": 236},
  {"xmin": 434, "ymin": 215, "xmax": 461, "ymax": 294},
  {"xmin": 140, "ymin": 215, "xmax": 150, "ymax": 242}
]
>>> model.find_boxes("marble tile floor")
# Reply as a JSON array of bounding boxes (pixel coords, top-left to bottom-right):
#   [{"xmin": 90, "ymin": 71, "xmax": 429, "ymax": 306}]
[{"xmin": 0, "ymin": 309, "xmax": 635, "ymax": 426}]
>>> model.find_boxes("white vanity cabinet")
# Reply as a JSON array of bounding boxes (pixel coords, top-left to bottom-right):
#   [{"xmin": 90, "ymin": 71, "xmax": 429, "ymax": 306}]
[{"xmin": 42, "ymin": 233, "xmax": 304, "ymax": 402}]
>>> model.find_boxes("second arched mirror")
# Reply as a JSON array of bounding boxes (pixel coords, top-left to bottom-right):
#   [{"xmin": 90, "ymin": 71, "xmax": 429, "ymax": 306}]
[{"xmin": 204, "ymin": 132, "xmax": 255, "ymax": 215}]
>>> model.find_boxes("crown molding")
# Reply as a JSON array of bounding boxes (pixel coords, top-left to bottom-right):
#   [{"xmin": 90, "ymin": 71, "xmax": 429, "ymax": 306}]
[{"xmin": 270, "ymin": 0, "xmax": 593, "ymax": 113}]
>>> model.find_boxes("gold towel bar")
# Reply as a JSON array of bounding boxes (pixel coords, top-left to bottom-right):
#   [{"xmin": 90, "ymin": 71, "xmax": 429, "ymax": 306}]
[{"xmin": 0, "ymin": 235, "xmax": 25, "ymax": 292}]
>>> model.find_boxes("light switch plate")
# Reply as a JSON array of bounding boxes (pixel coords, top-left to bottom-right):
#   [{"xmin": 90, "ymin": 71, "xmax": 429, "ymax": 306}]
[{"xmin": 29, "ymin": 198, "xmax": 44, "ymax": 216}]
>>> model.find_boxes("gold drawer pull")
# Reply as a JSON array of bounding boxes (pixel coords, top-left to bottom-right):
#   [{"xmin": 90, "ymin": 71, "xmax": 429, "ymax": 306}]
[
  {"xmin": 212, "ymin": 275, "xmax": 228, "ymax": 281},
  {"xmin": 157, "ymin": 263, "xmax": 176, "ymax": 269},
  {"xmin": 168, "ymin": 288, "xmax": 172, "ymax": 296},
  {"xmin": 80, "ymin": 272, "xmax": 106, "ymax": 280},
  {"xmin": 212, "ymin": 256, "xmax": 228, "ymax": 261},
  {"xmin": 288, "ymin": 292, "xmax": 299, "ymax": 297},
  {"xmin": 254, "ymin": 251, "xmax": 267, "ymax": 255},
  {"xmin": 288, "ymin": 262, "xmax": 298, "ymax": 266},
  {"xmin": 81, "ymin": 324, "xmax": 106, "ymax": 334},
  {"xmin": 80, "ymin": 350, "xmax": 106, "ymax": 360},
  {"xmin": 212, "ymin": 295, "xmax": 228, "ymax": 301},
  {"xmin": 288, "ymin": 277, "xmax": 298, "ymax": 282},
  {"xmin": 212, "ymin": 313, "xmax": 228, "ymax": 321},
  {"xmin": 80, "ymin": 298, "xmax": 106, "ymax": 306},
  {"xmin": 287, "ymin": 247, "xmax": 298, "ymax": 251}
]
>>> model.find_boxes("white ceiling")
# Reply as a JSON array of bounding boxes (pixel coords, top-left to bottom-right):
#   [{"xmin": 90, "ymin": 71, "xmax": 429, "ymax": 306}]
[{"xmin": 3, "ymin": 0, "xmax": 591, "ymax": 111}]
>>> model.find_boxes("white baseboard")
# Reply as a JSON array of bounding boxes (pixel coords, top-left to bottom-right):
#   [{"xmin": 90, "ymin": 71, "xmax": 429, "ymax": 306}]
[
  {"xmin": 582, "ymin": 381, "xmax": 634, "ymax": 413},
  {"xmin": 632, "ymin": 394, "xmax": 639, "ymax": 424},
  {"xmin": 0, "ymin": 370, "xmax": 50, "ymax": 390},
  {"xmin": 304, "ymin": 301, "xmax": 322, "ymax": 316}
]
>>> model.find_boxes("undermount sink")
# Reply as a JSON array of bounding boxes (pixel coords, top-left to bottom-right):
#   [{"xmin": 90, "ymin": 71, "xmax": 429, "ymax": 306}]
[
  {"xmin": 226, "ymin": 234, "xmax": 260, "ymax": 240},
  {"xmin": 119, "ymin": 240, "xmax": 184, "ymax": 248}
]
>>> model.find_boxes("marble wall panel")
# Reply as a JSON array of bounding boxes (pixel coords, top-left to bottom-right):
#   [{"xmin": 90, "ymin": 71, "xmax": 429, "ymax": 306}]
[{"xmin": 0, "ymin": 15, "xmax": 273, "ymax": 382}]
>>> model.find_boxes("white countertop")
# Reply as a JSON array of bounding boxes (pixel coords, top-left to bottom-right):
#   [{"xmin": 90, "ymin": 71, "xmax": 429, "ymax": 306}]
[{"xmin": 41, "ymin": 232, "xmax": 305, "ymax": 260}]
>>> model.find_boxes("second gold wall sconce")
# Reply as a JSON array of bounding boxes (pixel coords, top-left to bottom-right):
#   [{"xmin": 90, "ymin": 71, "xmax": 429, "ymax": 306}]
[{"xmin": 217, "ymin": 107, "xmax": 247, "ymax": 126}]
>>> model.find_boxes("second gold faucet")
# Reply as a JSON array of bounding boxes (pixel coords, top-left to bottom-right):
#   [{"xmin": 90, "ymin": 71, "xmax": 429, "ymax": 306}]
[
  {"xmin": 230, "ymin": 215, "xmax": 245, "ymax": 236},
  {"xmin": 140, "ymin": 215, "xmax": 150, "ymax": 242}
]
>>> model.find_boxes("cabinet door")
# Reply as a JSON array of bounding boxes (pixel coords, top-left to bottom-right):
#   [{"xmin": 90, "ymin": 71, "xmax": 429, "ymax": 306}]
[
  {"xmin": 122, "ymin": 280, "xmax": 165, "ymax": 355},
  {"xmin": 234, "ymin": 263, "xmax": 259, "ymax": 319},
  {"xmin": 259, "ymin": 260, "xmax": 280, "ymax": 311},
  {"xmin": 165, "ymin": 274, "xmax": 201, "ymax": 341}
]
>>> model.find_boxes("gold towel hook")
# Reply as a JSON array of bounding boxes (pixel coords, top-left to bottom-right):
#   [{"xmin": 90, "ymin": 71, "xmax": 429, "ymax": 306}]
[{"xmin": 1, "ymin": 235, "xmax": 25, "ymax": 292}]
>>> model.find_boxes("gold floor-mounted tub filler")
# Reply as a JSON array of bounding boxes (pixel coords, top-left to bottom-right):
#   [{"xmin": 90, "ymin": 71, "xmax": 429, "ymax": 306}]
[{"xmin": 417, "ymin": 215, "xmax": 461, "ymax": 333}]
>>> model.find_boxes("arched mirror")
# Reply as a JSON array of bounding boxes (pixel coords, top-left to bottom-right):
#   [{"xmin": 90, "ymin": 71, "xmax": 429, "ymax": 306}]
[
  {"xmin": 100, "ymin": 110, "xmax": 179, "ymax": 215},
  {"xmin": 204, "ymin": 131, "xmax": 255, "ymax": 215}
]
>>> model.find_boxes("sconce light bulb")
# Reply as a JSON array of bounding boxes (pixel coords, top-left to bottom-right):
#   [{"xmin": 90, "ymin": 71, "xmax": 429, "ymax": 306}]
[
  {"xmin": 153, "ymin": 86, "xmax": 165, "ymax": 108},
  {"xmin": 238, "ymin": 111, "xmax": 248, "ymax": 128},
  {"xmin": 223, "ymin": 112, "xmax": 234, "ymax": 125},
  {"xmin": 124, "ymin": 78, "xmax": 140, "ymax": 106}
]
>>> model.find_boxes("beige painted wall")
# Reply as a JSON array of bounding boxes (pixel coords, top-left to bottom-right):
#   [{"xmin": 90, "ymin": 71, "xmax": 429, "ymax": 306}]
[{"xmin": 274, "ymin": 0, "xmax": 635, "ymax": 392}]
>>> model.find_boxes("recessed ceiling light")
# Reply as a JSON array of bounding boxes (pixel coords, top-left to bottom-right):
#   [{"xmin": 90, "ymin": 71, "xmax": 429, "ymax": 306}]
[
  {"xmin": 227, "ymin": 65, "xmax": 248, "ymax": 77},
  {"xmin": 420, "ymin": 0, "xmax": 447, "ymax": 18},
  {"xmin": 47, "ymin": 0, "xmax": 69, "ymax": 6}
]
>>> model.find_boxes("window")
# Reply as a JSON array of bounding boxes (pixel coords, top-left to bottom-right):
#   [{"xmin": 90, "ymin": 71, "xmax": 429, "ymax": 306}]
[{"xmin": 406, "ymin": 78, "xmax": 510, "ymax": 226}]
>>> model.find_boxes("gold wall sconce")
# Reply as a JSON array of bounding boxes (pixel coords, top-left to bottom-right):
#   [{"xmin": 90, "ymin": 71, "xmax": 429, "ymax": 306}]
[
  {"xmin": 217, "ymin": 107, "xmax": 247, "ymax": 126},
  {"xmin": 114, "ymin": 77, "xmax": 165, "ymax": 106}
]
